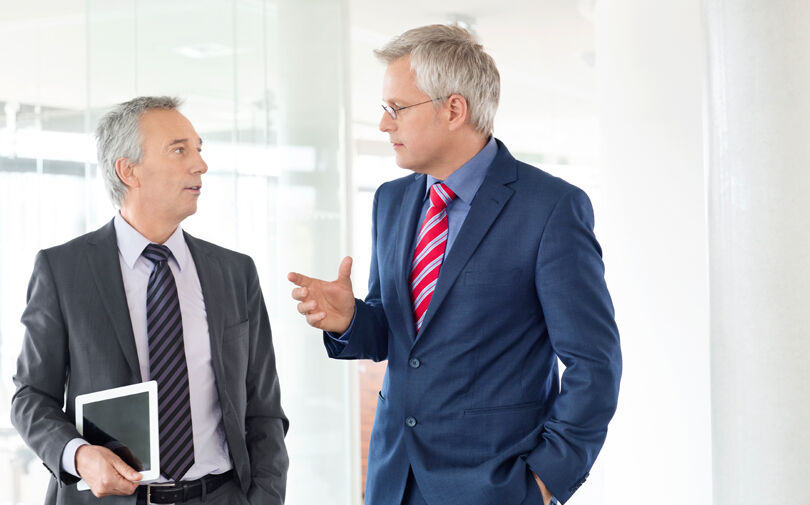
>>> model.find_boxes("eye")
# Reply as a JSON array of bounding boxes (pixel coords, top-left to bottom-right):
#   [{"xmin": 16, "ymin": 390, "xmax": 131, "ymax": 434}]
[{"xmin": 172, "ymin": 146, "xmax": 184, "ymax": 154}]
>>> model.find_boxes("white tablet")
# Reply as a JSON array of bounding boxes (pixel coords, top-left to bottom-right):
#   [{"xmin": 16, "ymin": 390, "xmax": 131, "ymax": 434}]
[{"xmin": 75, "ymin": 381, "xmax": 159, "ymax": 490}]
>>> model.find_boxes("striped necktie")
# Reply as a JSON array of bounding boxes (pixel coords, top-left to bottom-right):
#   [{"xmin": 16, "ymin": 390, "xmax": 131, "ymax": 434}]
[
  {"xmin": 410, "ymin": 182, "xmax": 456, "ymax": 333},
  {"xmin": 142, "ymin": 243, "xmax": 195, "ymax": 481}
]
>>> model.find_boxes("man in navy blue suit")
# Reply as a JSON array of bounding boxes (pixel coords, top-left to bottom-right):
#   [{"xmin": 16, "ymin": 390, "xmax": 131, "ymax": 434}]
[{"xmin": 289, "ymin": 24, "xmax": 621, "ymax": 505}]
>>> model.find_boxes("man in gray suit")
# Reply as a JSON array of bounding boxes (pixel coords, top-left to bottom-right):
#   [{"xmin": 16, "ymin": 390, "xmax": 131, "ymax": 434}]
[{"xmin": 11, "ymin": 96, "xmax": 288, "ymax": 504}]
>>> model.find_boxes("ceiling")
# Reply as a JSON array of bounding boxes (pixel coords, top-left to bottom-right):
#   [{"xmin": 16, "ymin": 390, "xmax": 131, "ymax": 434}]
[{"xmin": 0, "ymin": 0, "xmax": 598, "ymax": 159}]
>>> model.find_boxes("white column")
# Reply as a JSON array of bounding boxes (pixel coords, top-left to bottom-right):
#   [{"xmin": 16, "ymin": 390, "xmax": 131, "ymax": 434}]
[
  {"xmin": 272, "ymin": 1, "xmax": 359, "ymax": 504},
  {"xmin": 592, "ymin": 1, "xmax": 712, "ymax": 504},
  {"xmin": 705, "ymin": 1, "xmax": 810, "ymax": 504}
]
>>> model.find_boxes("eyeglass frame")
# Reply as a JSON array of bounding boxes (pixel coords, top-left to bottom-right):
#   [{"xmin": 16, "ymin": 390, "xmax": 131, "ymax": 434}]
[{"xmin": 380, "ymin": 96, "xmax": 451, "ymax": 120}]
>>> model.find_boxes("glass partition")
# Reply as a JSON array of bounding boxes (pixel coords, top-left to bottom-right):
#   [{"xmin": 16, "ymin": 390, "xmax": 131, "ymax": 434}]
[{"xmin": 0, "ymin": 1, "xmax": 355, "ymax": 503}]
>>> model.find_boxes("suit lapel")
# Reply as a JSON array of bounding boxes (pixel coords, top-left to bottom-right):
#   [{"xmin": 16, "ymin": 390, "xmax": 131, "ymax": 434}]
[
  {"xmin": 185, "ymin": 234, "xmax": 226, "ymax": 366},
  {"xmin": 415, "ymin": 145, "xmax": 518, "ymax": 341},
  {"xmin": 86, "ymin": 220, "xmax": 141, "ymax": 380},
  {"xmin": 394, "ymin": 174, "xmax": 426, "ymax": 342}
]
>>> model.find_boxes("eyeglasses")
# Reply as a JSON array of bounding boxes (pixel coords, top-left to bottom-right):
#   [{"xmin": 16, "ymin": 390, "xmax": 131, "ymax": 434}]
[{"xmin": 381, "ymin": 97, "xmax": 446, "ymax": 120}]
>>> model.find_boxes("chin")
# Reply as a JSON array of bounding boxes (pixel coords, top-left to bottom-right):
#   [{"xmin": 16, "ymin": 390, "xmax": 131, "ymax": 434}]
[
  {"xmin": 394, "ymin": 154, "xmax": 417, "ymax": 172},
  {"xmin": 179, "ymin": 204, "xmax": 198, "ymax": 221}
]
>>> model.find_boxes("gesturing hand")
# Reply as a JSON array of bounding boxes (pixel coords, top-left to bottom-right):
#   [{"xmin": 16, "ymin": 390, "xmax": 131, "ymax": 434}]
[
  {"xmin": 75, "ymin": 444, "xmax": 141, "ymax": 498},
  {"xmin": 288, "ymin": 256, "xmax": 356, "ymax": 334}
]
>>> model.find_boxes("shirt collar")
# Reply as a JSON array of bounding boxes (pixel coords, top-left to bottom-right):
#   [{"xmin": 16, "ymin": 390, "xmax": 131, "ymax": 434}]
[
  {"xmin": 113, "ymin": 212, "xmax": 188, "ymax": 271},
  {"xmin": 425, "ymin": 136, "xmax": 497, "ymax": 204}
]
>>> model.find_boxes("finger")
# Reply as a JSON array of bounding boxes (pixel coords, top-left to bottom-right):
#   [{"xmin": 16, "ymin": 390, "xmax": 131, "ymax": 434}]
[
  {"xmin": 114, "ymin": 478, "xmax": 140, "ymax": 494},
  {"xmin": 93, "ymin": 472, "xmax": 136, "ymax": 498},
  {"xmin": 111, "ymin": 457, "xmax": 141, "ymax": 482},
  {"xmin": 337, "ymin": 256, "xmax": 353, "ymax": 282},
  {"xmin": 114, "ymin": 478, "xmax": 139, "ymax": 495},
  {"xmin": 287, "ymin": 271, "xmax": 311, "ymax": 287},
  {"xmin": 297, "ymin": 301, "xmax": 317, "ymax": 315},
  {"xmin": 291, "ymin": 286, "xmax": 308, "ymax": 301},
  {"xmin": 305, "ymin": 312, "xmax": 326, "ymax": 327}
]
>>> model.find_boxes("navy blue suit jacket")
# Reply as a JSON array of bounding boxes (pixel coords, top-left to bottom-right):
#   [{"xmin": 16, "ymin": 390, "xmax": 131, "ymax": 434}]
[{"xmin": 325, "ymin": 140, "xmax": 621, "ymax": 504}]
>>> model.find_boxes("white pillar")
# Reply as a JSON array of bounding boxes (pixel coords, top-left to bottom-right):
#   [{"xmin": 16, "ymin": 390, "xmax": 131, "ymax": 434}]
[
  {"xmin": 593, "ymin": 1, "xmax": 712, "ymax": 504},
  {"xmin": 272, "ymin": 1, "xmax": 359, "ymax": 504},
  {"xmin": 705, "ymin": 2, "xmax": 810, "ymax": 504}
]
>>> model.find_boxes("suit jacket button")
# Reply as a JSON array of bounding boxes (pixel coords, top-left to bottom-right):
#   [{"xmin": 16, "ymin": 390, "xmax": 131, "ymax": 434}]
[
  {"xmin": 409, "ymin": 358, "xmax": 421, "ymax": 368},
  {"xmin": 406, "ymin": 416, "xmax": 417, "ymax": 427}
]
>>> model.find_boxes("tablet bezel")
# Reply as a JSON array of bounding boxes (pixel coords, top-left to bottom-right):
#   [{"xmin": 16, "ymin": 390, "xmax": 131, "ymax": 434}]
[{"xmin": 75, "ymin": 380, "xmax": 159, "ymax": 489}]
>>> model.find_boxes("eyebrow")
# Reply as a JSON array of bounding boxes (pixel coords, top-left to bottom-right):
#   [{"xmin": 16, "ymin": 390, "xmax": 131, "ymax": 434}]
[{"xmin": 167, "ymin": 137, "xmax": 203, "ymax": 147}]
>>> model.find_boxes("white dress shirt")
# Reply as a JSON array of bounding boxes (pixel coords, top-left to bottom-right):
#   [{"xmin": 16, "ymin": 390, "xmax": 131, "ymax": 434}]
[{"xmin": 61, "ymin": 213, "xmax": 232, "ymax": 482}]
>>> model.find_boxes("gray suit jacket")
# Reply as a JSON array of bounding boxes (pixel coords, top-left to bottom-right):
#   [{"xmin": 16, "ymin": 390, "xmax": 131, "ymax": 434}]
[{"xmin": 11, "ymin": 220, "xmax": 288, "ymax": 504}]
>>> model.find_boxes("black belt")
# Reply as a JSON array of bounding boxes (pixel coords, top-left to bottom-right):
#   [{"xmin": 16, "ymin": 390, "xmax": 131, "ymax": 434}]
[{"xmin": 137, "ymin": 470, "xmax": 234, "ymax": 504}]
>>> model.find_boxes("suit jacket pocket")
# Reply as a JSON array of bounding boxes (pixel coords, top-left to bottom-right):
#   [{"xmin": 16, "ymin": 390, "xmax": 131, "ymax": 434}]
[{"xmin": 463, "ymin": 400, "xmax": 545, "ymax": 416}]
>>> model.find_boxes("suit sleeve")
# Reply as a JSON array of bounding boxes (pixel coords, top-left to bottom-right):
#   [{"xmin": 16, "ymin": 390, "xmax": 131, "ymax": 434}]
[
  {"xmin": 243, "ymin": 258, "xmax": 290, "ymax": 505},
  {"xmin": 11, "ymin": 250, "xmax": 83, "ymax": 486},
  {"xmin": 525, "ymin": 188, "xmax": 622, "ymax": 503},
  {"xmin": 323, "ymin": 186, "xmax": 389, "ymax": 362}
]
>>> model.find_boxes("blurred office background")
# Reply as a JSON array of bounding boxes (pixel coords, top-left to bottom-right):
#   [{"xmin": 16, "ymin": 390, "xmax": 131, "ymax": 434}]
[{"xmin": 0, "ymin": 0, "xmax": 807, "ymax": 504}]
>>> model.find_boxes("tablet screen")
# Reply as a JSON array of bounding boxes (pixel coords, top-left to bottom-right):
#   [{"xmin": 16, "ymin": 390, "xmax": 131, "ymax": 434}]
[
  {"xmin": 76, "ymin": 380, "xmax": 159, "ymax": 488},
  {"xmin": 81, "ymin": 391, "xmax": 151, "ymax": 471}
]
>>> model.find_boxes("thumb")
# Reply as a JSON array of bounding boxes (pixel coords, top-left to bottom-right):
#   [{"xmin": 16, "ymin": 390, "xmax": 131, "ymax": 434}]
[
  {"xmin": 111, "ymin": 456, "xmax": 141, "ymax": 481},
  {"xmin": 337, "ymin": 256, "xmax": 353, "ymax": 283}
]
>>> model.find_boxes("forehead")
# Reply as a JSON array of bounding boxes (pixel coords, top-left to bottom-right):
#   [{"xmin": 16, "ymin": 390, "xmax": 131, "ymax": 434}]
[
  {"xmin": 382, "ymin": 56, "xmax": 422, "ymax": 100},
  {"xmin": 138, "ymin": 109, "xmax": 198, "ymax": 143}
]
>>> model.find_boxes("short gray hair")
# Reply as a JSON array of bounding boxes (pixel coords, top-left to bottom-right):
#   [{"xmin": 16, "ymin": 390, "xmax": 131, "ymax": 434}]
[
  {"xmin": 375, "ymin": 24, "xmax": 500, "ymax": 135},
  {"xmin": 95, "ymin": 96, "xmax": 182, "ymax": 207}
]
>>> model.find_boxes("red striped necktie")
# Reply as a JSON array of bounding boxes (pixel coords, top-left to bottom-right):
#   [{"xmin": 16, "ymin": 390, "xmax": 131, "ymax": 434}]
[{"xmin": 410, "ymin": 182, "xmax": 456, "ymax": 333}]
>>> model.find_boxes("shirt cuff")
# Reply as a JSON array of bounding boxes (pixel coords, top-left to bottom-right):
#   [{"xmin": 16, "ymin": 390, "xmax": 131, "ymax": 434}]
[{"xmin": 61, "ymin": 437, "xmax": 90, "ymax": 478}]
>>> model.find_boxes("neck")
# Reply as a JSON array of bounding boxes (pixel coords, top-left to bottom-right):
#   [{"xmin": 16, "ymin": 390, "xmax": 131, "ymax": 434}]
[
  {"xmin": 119, "ymin": 205, "xmax": 179, "ymax": 244},
  {"xmin": 426, "ymin": 133, "xmax": 489, "ymax": 180}
]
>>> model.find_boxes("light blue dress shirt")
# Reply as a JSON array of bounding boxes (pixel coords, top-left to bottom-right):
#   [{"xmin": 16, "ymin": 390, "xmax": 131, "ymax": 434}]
[
  {"xmin": 410, "ymin": 136, "xmax": 497, "ymax": 258},
  {"xmin": 332, "ymin": 136, "xmax": 497, "ymax": 341}
]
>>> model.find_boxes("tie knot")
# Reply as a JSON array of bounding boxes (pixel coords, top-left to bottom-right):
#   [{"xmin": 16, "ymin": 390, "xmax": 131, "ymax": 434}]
[
  {"xmin": 429, "ymin": 183, "xmax": 456, "ymax": 210},
  {"xmin": 142, "ymin": 243, "xmax": 172, "ymax": 264}
]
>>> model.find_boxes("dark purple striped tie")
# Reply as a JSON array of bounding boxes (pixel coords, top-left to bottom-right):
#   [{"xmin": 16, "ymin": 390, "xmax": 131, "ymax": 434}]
[{"xmin": 142, "ymin": 243, "xmax": 195, "ymax": 481}]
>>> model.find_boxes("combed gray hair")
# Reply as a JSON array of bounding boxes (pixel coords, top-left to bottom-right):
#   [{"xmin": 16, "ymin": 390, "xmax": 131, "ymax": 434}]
[
  {"xmin": 375, "ymin": 24, "xmax": 500, "ymax": 135},
  {"xmin": 95, "ymin": 96, "xmax": 182, "ymax": 207}
]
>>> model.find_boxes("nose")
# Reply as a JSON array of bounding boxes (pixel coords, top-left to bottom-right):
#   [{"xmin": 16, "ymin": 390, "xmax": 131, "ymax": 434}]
[
  {"xmin": 194, "ymin": 151, "xmax": 208, "ymax": 174},
  {"xmin": 379, "ymin": 111, "xmax": 395, "ymax": 133}
]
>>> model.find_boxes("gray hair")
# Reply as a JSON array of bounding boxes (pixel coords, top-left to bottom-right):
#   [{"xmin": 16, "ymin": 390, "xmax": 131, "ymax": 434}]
[
  {"xmin": 95, "ymin": 96, "xmax": 182, "ymax": 207},
  {"xmin": 375, "ymin": 24, "xmax": 500, "ymax": 135}
]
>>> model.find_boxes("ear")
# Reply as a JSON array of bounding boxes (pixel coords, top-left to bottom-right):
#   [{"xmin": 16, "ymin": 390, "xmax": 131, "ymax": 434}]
[
  {"xmin": 114, "ymin": 157, "xmax": 139, "ymax": 189},
  {"xmin": 446, "ymin": 94, "xmax": 469, "ymax": 132}
]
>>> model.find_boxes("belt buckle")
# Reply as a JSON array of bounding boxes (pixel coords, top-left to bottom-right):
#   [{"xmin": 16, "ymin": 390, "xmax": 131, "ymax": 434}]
[{"xmin": 146, "ymin": 482, "xmax": 176, "ymax": 505}]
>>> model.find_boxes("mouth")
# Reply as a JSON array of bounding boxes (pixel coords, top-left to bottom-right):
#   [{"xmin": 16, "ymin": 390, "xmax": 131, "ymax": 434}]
[
  {"xmin": 391, "ymin": 141, "xmax": 403, "ymax": 150},
  {"xmin": 185, "ymin": 185, "xmax": 202, "ymax": 193}
]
